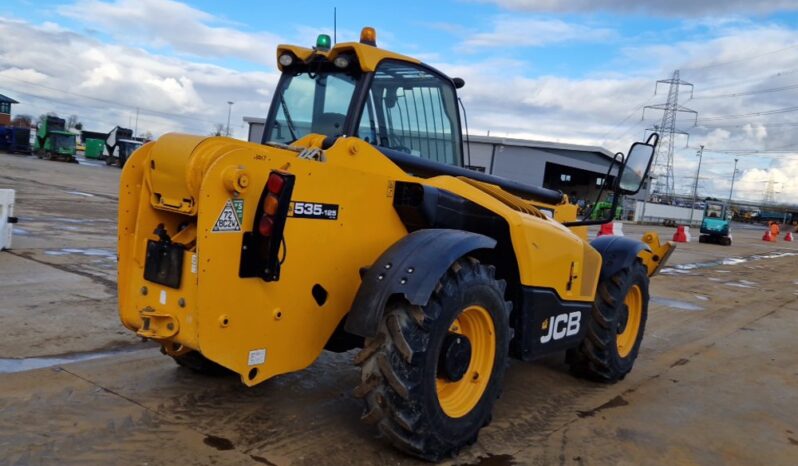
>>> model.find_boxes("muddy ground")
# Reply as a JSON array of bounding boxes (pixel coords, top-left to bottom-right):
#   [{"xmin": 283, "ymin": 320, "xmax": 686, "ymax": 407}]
[{"xmin": 1, "ymin": 152, "xmax": 797, "ymax": 465}]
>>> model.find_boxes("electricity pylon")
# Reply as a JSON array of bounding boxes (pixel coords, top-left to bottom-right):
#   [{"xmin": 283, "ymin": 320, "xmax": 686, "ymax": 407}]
[{"xmin": 643, "ymin": 70, "xmax": 698, "ymax": 201}]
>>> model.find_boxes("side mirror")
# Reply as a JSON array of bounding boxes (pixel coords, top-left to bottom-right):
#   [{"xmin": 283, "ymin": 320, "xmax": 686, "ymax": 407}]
[
  {"xmin": 618, "ymin": 133, "xmax": 658, "ymax": 194},
  {"xmin": 453, "ymin": 77, "xmax": 465, "ymax": 89}
]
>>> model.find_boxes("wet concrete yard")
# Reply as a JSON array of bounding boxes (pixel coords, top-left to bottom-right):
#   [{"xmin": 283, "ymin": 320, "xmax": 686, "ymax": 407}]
[{"xmin": 1, "ymin": 152, "xmax": 797, "ymax": 465}]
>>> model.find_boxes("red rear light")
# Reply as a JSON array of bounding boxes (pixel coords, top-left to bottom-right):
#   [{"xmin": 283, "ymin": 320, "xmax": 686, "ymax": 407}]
[
  {"xmin": 267, "ymin": 173, "xmax": 285, "ymax": 194},
  {"xmin": 258, "ymin": 216, "xmax": 274, "ymax": 236}
]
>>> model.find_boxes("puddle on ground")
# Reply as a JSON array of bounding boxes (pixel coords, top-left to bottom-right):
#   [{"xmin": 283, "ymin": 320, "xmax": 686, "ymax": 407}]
[
  {"xmin": 44, "ymin": 248, "xmax": 116, "ymax": 260},
  {"xmin": 661, "ymin": 251, "xmax": 798, "ymax": 275},
  {"xmin": 725, "ymin": 281, "xmax": 754, "ymax": 288},
  {"xmin": 694, "ymin": 295, "xmax": 709, "ymax": 301},
  {"xmin": 64, "ymin": 191, "xmax": 95, "ymax": 197},
  {"xmin": 11, "ymin": 227, "xmax": 30, "ymax": 235},
  {"xmin": 652, "ymin": 297, "xmax": 704, "ymax": 311},
  {"xmin": 0, "ymin": 346, "xmax": 150, "ymax": 374}
]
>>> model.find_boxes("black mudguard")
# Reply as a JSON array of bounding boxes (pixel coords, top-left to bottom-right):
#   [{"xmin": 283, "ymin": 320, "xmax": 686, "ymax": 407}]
[
  {"xmin": 344, "ymin": 229, "xmax": 496, "ymax": 338},
  {"xmin": 591, "ymin": 235, "xmax": 648, "ymax": 281}
]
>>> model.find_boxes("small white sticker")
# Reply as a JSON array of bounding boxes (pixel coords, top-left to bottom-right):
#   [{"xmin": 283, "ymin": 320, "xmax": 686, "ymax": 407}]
[
  {"xmin": 191, "ymin": 254, "xmax": 197, "ymax": 274},
  {"xmin": 248, "ymin": 349, "xmax": 266, "ymax": 366},
  {"xmin": 159, "ymin": 290, "xmax": 167, "ymax": 305}
]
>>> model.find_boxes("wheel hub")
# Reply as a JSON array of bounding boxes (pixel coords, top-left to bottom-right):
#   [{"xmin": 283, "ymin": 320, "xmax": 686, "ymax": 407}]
[{"xmin": 438, "ymin": 332, "xmax": 472, "ymax": 382}]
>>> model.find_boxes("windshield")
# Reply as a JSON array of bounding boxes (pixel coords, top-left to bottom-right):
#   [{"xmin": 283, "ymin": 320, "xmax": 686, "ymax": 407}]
[
  {"xmin": 52, "ymin": 134, "xmax": 75, "ymax": 151},
  {"xmin": 265, "ymin": 70, "xmax": 358, "ymax": 144},
  {"xmin": 706, "ymin": 203, "xmax": 724, "ymax": 218},
  {"xmin": 119, "ymin": 141, "xmax": 142, "ymax": 158}
]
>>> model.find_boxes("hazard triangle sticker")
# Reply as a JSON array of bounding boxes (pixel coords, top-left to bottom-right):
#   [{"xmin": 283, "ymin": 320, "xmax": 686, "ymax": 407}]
[{"xmin": 212, "ymin": 200, "xmax": 243, "ymax": 232}]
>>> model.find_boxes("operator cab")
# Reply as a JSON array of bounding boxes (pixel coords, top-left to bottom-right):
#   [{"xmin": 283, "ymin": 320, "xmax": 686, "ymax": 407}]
[{"xmin": 263, "ymin": 28, "xmax": 464, "ymax": 168}]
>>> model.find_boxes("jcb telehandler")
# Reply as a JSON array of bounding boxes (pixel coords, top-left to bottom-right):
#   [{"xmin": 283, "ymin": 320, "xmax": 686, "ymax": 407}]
[{"xmin": 118, "ymin": 28, "xmax": 674, "ymax": 461}]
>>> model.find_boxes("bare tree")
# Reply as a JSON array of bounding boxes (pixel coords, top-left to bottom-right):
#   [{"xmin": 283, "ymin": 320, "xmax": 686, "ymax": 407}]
[
  {"xmin": 66, "ymin": 114, "xmax": 82, "ymax": 129},
  {"xmin": 210, "ymin": 123, "xmax": 225, "ymax": 136},
  {"xmin": 11, "ymin": 115, "xmax": 32, "ymax": 128}
]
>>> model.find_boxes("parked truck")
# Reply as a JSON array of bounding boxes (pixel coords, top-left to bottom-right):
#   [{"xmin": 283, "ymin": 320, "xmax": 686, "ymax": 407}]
[
  {"xmin": 0, "ymin": 126, "xmax": 32, "ymax": 154},
  {"xmin": 104, "ymin": 126, "xmax": 142, "ymax": 167},
  {"xmin": 34, "ymin": 116, "xmax": 77, "ymax": 162}
]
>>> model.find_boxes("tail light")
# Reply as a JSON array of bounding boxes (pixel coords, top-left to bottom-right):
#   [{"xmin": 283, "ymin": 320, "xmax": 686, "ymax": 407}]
[{"xmin": 239, "ymin": 170, "xmax": 295, "ymax": 281}]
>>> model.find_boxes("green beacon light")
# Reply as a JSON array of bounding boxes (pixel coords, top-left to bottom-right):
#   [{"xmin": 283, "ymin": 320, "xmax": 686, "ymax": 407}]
[{"xmin": 316, "ymin": 34, "xmax": 332, "ymax": 51}]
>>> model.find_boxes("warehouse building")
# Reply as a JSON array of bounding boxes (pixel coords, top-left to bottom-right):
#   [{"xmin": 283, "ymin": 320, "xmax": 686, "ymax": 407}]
[
  {"xmin": 243, "ymin": 117, "xmax": 623, "ymax": 206},
  {"xmin": 0, "ymin": 93, "xmax": 19, "ymax": 126}
]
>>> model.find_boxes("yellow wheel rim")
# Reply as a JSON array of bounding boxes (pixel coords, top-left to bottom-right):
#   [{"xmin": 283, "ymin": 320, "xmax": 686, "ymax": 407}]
[
  {"xmin": 436, "ymin": 305, "xmax": 495, "ymax": 418},
  {"xmin": 617, "ymin": 284, "xmax": 642, "ymax": 358}
]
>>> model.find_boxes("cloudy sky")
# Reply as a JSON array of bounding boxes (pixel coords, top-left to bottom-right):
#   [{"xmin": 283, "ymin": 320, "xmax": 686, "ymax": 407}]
[{"xmin": 2, "ymin": 0, "xmax": 798, "ymax": 202}]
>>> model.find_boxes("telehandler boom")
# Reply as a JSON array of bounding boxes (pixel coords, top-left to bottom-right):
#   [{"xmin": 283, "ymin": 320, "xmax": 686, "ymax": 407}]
[{"xmin": 118, "ymin": 27, "xmax": 674, "ymax": 461}]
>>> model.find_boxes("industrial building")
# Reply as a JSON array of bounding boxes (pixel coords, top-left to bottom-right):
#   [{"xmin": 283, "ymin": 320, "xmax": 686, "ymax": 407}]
[
  {"xmin": 0, "ymin": 93, "xmax": 19, "ymax": 126},
  {"xmin": 243, "ymin": 116, "xmax": 621, "ymax": 206}
]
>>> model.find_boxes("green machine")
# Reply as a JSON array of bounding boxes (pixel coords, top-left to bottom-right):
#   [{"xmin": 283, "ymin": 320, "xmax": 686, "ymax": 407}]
[
  {"xmin": 34, "ymin": 116, "xmax": 77, "ymax": 162},
  {"xmin": 84, "ymin": 138, "xmax": 106, "ymax": 159},
  {"xmin": 590, "ymin": 195, "xmax": 623, "ymax": 221},
  {"xmin": 699, "ymin": 200, "xmax": 732, "ymax": 245}
]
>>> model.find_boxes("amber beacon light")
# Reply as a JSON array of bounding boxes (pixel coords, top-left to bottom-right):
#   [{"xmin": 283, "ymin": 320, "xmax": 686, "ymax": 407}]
[{"xmin": 360, "ymin": 26, "xmax": 377, "ymax": 46}]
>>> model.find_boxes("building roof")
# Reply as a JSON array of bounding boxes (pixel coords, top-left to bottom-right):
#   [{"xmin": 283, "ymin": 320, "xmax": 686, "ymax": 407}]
[
  {"xmin": 466, "ymin": 134, "xmax": 615, "ymax": 160},
  {"xmin": 0, "ymin": 94, "xmax": 19, "ymax": 104},
  {"xmin": 242, "ymin": 116, "xmax": 615, "ymax": 160}
]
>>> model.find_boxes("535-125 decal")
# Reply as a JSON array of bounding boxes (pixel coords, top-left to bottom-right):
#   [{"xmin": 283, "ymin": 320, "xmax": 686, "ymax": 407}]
[{"xmin": 288, "ymin": 201, "xmax": 339, "ymax": 220}]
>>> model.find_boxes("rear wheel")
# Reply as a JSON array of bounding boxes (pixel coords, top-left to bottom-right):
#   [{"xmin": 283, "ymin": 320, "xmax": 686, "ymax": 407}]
[
  {"xmin": 568, "ymin": 261, "xmax": 649, "ymax": 382},
  {"xmin": 354, "ymin": 258, "xmax": 511, "ymax": 461}
]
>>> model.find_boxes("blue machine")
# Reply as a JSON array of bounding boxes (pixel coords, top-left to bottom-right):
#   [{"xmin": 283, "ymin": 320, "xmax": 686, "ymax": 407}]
[
  {"xmin": 0, "ymin": 126, "xmax": 32, "ymax": 154},
  {"xmin": 699, "ymin": 201, "xmax": 732, "ymax": 246}
]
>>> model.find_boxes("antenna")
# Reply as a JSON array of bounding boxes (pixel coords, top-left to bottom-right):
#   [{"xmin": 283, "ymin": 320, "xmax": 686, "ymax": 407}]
[{"xmin": 333, "ymin": 7, "xmax": 337, "ymax": 44}]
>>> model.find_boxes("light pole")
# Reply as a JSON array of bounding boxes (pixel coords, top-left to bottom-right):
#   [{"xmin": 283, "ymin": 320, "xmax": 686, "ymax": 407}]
[
  {"xmin": 689, "ymin": 145, "xmax": 704, "ymax": 226},
  {"xmin": 226, "ymin": 101, "xmax": 234, "ymax": 137},
  {"xmin": 728, "ymin": 158, "xmax": 739, "ymax": 203}
]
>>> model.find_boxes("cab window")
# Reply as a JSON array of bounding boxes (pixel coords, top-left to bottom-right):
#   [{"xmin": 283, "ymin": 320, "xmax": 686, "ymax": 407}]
[{"xmin": 359, "ymin": 61, "xmax": 462, "ymax": 166}]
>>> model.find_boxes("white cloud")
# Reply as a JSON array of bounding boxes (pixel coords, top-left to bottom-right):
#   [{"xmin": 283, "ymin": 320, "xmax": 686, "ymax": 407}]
[
  {"xmin": 58, "ymin": 0, "xmax": 283, "ymax": 66},
  {"xmin": 463, "ymin": 17, "xmax": 616, "ymax": 48},
  {"xmin": 474, "ymin": 0, "xmax": 798, "ymax": 16},
  {"xmin": 0, "ymin": 16, "xmax": 277, "ymax": 138}
]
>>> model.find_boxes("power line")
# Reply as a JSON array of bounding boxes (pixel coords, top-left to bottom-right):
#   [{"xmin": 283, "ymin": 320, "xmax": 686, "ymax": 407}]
[
  {"xmin": 698, "ymin": 105, "xmax": 798, "ymax": 122},
  {"xmin": 681, "ymin": 43, "xmax": 798, "ymax": 72},
  {"xmin": 0, "ymin": 73, "xmax": 220, "ymax": 126},
  {"xmin": 691, "ymin": 82, "xmax": 798, "ymax": 100}
]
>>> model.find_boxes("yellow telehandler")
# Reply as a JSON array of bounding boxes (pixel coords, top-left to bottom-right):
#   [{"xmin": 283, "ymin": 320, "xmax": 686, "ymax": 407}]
[{"xmin": 118, "ymin": 28, "xmax": 674, "ymax": 461}]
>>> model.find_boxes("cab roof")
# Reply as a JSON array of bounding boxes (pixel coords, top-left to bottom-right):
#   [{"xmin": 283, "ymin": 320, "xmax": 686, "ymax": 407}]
[{"xmin": 276, "ymin": 41, "xmax": 421, "ymax": 73}]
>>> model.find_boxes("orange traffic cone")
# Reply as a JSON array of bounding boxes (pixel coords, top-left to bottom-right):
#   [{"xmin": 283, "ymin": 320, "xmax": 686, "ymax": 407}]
[
  {"xmin": 597, "ymin": 222, "xmax": 624, "ymax": 236},
  {"xmin": 785, "ymin": 231, "xmax": 793, "ymax": 242},
  {"xmin": 762, "ymin": 230, "xmax": 775, "ymax": 242},
  {"xmin": 672, "ymin": 225, "xmax": 691, "ymax": 243}
]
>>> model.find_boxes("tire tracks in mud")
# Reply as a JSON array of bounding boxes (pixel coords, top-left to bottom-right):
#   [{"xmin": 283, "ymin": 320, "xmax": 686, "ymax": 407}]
[
  {"xmin": 0, "ymin": 174, "xmax": 119, "ymax": 202},
  {"xmin": 5, "ymin": 249, "xmax": 118, "ymax": 295}
]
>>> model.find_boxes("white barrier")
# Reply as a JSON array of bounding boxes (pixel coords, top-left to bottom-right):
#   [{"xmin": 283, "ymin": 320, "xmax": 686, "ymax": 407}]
[
  {"xmin": 0, "ymin": 189, "xmax": 16, "ymax": 250},
  {"xmin": 634, "ymin": 201, "xmax": 703, "ymax": 225}
]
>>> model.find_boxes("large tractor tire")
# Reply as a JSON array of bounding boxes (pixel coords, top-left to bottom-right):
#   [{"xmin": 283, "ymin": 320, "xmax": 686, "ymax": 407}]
[
  {"xmin": 354, "ymin": 258, "xmax": 511, "ymax": 461},
  {"xmin": 170, "ymin": 350, "xmax": 232, "ymax": 376},
  {"xmin": 568, "ymin": 260, "xmax": 649, "ymax": 383}
]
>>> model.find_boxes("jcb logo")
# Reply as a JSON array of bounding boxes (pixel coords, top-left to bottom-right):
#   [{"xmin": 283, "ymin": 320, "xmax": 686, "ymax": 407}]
[{"xmin": 540, "ymin": 312, "xmax": 581, "ymax": 344}]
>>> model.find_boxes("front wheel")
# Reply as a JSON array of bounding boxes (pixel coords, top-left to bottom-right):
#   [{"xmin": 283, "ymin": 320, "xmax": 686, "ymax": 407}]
[
  {"xmin": 354, "ymin": 258, "xmax": 511, "ymax": 461},
  {"xmin": 568, "ymin": 261, "xmax": 649, "ymax": 382}
]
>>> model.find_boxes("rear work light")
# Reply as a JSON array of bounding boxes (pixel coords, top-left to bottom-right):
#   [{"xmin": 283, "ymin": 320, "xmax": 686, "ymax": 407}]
[{"xmin": 239, "ymin": 170, "xmax": 295, "ymax": 281}]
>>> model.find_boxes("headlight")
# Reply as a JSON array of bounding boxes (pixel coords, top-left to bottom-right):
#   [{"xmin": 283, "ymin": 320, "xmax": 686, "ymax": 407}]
[
  {"xmin": 333, "ymin": 55, "xmax": 350, "ymax": 69},
  {"xmin": 278, "ymin": 53, "xmax": 294, "ymax": 67}
]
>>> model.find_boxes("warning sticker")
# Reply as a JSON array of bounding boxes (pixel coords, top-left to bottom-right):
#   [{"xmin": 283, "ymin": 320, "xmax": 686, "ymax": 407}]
[{"xmin": 212, "ymin": 199, "xmax": 245, "ymax": 232}]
